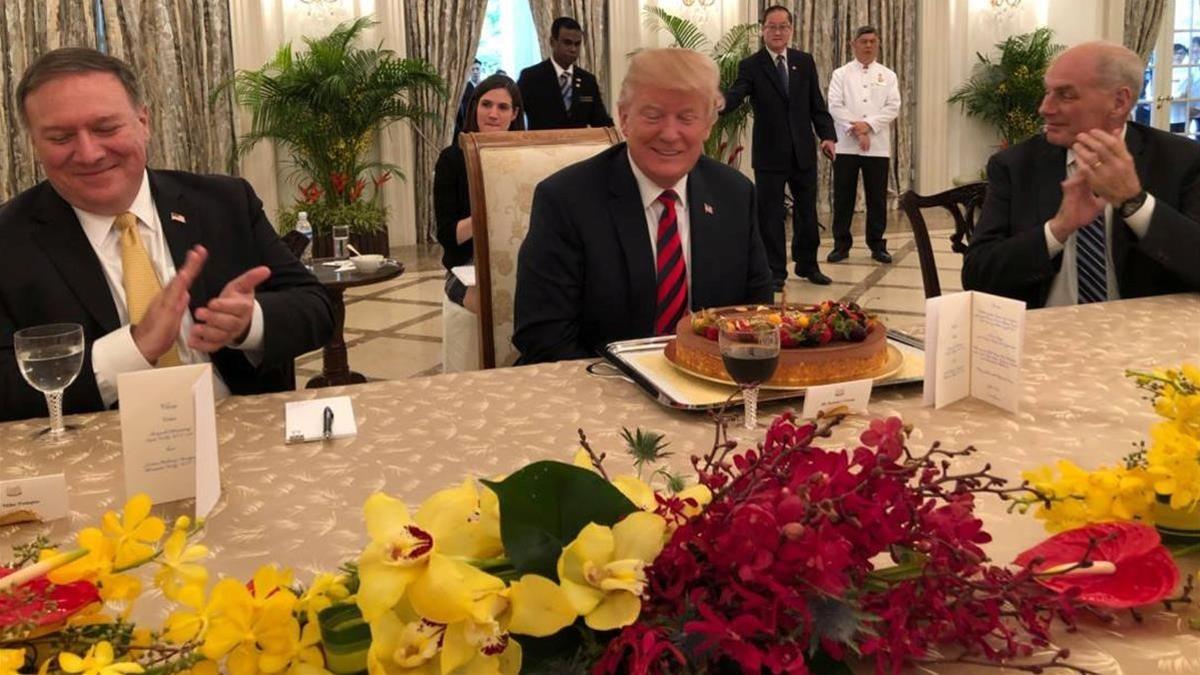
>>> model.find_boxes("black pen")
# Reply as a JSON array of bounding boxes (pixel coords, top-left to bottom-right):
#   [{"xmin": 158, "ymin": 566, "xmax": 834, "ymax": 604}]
[{"xmin": 323, "ymin": 406, "xmax": 334, "ymax": 440}]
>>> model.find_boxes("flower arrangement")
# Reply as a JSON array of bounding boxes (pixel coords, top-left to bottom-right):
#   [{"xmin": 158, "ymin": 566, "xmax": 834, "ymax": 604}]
[
  {"xmin": 1, "ymin": 411, "xmax": 1185, "ymax": 674},
  {"xmin": 1020, "ymin": 364, "xmax": 1200, "ymax": 532},
  {"xmin": 948, "ymin": 27, "xmax": 1064, "ymax": 147}
]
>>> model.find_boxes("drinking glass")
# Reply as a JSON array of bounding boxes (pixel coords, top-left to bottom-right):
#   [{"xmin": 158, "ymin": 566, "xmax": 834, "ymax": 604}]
[
  {"xmin": 14, "ymin": 323, "xmax": 85, "ymax": 440},
  {"xmin": 718, "ymin": 322, "xmax": 781, "ymax": 430},
  {"xmin": 332, "ymin": 225, "xmax": 351, "ymax": 260}
]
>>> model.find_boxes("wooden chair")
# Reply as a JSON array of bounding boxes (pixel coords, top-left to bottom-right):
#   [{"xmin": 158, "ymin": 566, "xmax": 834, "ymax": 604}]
[
  {"xmin": 898, "ymin": 182, "xmax": 987, "ymax": 298},
  {"xmin": 460, "ymin": 127, "xmax": 622, "ymax": 368}
]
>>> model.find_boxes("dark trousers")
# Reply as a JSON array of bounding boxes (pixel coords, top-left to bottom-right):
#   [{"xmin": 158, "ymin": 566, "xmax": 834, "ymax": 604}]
[
  {"xmin": 755, "ymin": 162, "xmax": 820, "ymax": 280},
  {"xmin": 832, "ymin": 153, "xmax": 890, "ymax": 252}
]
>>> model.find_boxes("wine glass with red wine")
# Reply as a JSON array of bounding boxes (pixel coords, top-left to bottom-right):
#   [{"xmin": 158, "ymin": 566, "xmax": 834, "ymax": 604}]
[{"xmin": 718, "ymin": 321, "xmax": 780, "ymax": 429}]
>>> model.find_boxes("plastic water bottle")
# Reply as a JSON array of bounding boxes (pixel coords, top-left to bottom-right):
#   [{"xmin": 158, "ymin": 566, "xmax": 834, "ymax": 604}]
[{"xmin": 296, "ymin": 211, "xmax": 313, "ymax": 266}]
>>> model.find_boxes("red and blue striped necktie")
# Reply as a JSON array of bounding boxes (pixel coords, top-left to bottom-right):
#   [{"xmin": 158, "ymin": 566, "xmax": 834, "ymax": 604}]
[{"xmin": 654, "ymin": 189, "xmax": 688, "ymax": 335}]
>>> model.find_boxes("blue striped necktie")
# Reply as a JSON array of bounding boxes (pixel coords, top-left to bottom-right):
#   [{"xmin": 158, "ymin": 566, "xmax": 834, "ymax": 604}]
[
  {"xmin": 560, "ymin": 71, "xmax": 572, "ymax": 111},
  {"xmin": 1076, "ymin": 213, "xmax": 1108, "ymax": 304},
  {"xmin": 776, "ymin": 55, "xmax": 789, "ymax": 97}
]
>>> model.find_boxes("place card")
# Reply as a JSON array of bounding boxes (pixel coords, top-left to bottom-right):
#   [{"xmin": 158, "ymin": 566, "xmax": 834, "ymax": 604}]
[
  {"xmin": 118, "ymin": 363, "xmax": 221, "ymax": 518},
  {"xmin": 923, "ymin": 291, "xmax": 1025, "ymax": 413},
  {"xmin": 0, "ymin": 473, "xmax": 68, "ymax": 524},
  {"xmin": 284, "ymin": 396, "xmax": 357, "ymax": 443},
  {"xmin": 801, "ymin": 377, "xmax": 873, "ymax": 419}
]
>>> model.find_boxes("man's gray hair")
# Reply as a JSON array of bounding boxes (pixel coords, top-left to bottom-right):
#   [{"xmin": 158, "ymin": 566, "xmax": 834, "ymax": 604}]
[{"xmin": 1082, "ymin": 41, "xmax": 1145, "ymax": 95}]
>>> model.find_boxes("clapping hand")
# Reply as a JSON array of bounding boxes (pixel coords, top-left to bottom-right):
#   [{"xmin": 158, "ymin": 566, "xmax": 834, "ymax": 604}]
[
  {"xmin": 1071, "ymin": 128, "xmax": 1142, "ymax": 205},
  {"xmin": 1048, "ymin": 173, "xmax": 1106, "ymax": 244},
  {"xmin": 132, "ymin": 246, "xmax": 207, "ymax": 364},
  {"xmin": 189, "ymin": 266, "xmax": 272, "ymax": 353}
]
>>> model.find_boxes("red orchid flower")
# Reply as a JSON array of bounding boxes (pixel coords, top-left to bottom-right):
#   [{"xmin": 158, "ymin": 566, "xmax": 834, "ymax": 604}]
[
  {"xmin": 0, "ymin": 566, "xmax": 100, "ymax": 634},
  {"xmin": 1014, "ymin": 521, "xmax": 1179, "ymax": 608}
]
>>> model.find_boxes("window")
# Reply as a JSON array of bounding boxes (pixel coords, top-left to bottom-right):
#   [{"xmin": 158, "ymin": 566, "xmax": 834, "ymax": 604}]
[
  {"xmin": 1135, "ymin": 0, "xmax": 1200, "ymax": 140},
  {"xmin": 475, "ymin": 0, "xmax": 540, "ymax": 80}
]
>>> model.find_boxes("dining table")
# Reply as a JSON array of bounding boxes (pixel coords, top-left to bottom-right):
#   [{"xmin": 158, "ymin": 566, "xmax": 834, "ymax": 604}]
[{"xmin": 2, "ymin": 293, "xmax": 1199, "ymax": 673}]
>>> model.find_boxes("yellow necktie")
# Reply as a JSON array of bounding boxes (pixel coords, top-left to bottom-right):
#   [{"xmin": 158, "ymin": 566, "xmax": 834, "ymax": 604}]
[{"xmin": 114, "ymin": 212, "xmax": 180, "ymax": 367}]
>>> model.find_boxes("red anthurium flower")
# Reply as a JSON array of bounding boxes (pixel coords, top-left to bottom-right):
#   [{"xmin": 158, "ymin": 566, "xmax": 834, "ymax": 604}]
[
  {"xmin": 1014, "ymin": 521, "xmax": 1179, "ymax": 608},
  {"xmin": 0, "ymin": 566, "xmax": 101, "ymax": 633}
]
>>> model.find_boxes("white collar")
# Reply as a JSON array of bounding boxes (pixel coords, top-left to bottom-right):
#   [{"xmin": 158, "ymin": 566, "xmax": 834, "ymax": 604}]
[
  {"xmin": 551, "ymin": 58, "xmax": 574, "ymax": 80},
  {"xmin": 75, "ymin": 170, "xmax": 156, "ymax": 250},
  {"xmin": 627, "ymin": 152, "xmax": 688, "ymax": 213},
  {"xmin": 855, "ymin": 59, "xmax": 876, "ymax": 70},
  {"xmin": 768, "ymin": 47, "xmax": 788, "ymax": 61},
  {"xmin": 1065, "ymin": 124, "xmax": 1128, "ymax": 168}
]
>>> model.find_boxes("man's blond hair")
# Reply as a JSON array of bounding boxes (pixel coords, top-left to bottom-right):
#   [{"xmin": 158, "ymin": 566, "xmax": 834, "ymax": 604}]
[{"xmin": 618, "ymin": 48, "xmax": 724, "ymax": 119}]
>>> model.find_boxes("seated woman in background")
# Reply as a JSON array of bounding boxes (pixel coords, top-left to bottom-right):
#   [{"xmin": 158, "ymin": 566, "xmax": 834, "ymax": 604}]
[{"xmin": 434, "ymin": 74, "xmax": 525, "ymax": 372}]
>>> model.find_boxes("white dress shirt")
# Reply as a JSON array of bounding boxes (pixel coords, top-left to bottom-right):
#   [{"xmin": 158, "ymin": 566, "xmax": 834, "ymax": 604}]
[
  {"xmin": 552, "ymin": 59, "xmax": 574, "ymax": 89},
  {"xmin": 78, "ymin": 171, "xmax": 265, "ymax": 406},
  {"xmin": 1042, "ymin": 126, "xmax": 1155, "ymax": 306},
  {"xmin": 627, "ymin": 155, "xmax": 692, "ymax": 296},
  {"xmin": 827, "ymin": 59, "xmax": 901, "ymax": 157}
]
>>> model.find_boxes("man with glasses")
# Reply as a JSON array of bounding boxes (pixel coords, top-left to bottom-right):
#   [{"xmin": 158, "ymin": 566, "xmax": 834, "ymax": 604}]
[{"xmin": 724, "ymin": 4, "xmax": 837, "ymax": 289}]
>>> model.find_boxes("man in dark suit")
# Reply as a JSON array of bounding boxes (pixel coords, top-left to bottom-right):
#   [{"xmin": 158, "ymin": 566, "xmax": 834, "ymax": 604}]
[
  {"xmin": 514, "ymin": 48, "xmax": 773, "ymax": 364},
  {"xmin": 517, "ymin": 16, "xmax": 612, "ymax": 130},
  {"xmin": 724, "ymin": 5, "xmax": 837, "ymax": 289},
  {"xmin": 0, "ymin": 48, "xmax": 333, "ymax": 422},
  {"xmin": 964, "ymin": 42, "xmax": 1200, "ymax": 308}
]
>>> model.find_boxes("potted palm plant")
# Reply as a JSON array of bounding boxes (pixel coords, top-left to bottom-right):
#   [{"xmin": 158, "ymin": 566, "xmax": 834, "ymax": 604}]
[
  {"xmin": 225, "ymin": 17, "xmax": 444, "ymax": 255},
  {"xmin": 643, "ymin": 7, "xmax": 757, "ymax": 166},
  {"xmin": 948, "ymin": 27, "xmax": 1064, "ymax": 148}
]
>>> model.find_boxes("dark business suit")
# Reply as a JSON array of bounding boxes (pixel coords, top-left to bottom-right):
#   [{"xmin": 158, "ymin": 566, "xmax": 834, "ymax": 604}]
[
  {"xmin": 963, "ymin": 122, "xmax": 1200, "ymax": 308},
  {"xmin": 517, "ymin": 59, "xmax": 612, "ymax": 130},
  {"xmin": 513, "ymin": 143, "xmax": 774, "ymax": 364},
  {"xmin": 724, "ymin": 47, "xmax": 836, "ymax": 280},
  {"xmin": 0, "ymin": 170, "xmax": 335, "ymax": 422}
]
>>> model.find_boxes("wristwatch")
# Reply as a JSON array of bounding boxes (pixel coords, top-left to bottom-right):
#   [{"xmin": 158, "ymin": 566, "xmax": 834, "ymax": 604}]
[{"xmin": 1117, "ymin": 190, "xmax": 1148, "ymax": 218}]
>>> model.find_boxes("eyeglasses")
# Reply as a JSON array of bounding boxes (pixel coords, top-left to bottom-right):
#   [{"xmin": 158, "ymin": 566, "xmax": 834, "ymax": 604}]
[{"xmin": 763, "ymin": 23, "xmax": 792, "ymax": 32}]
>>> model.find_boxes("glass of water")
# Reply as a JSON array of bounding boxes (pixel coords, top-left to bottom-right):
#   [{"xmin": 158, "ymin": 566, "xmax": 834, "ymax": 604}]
[
  {"xmin": 332, "ymin": 225, "xmax": 350, "ymax": 259},
  {"xmin": 14, "ymin": 323, "xmax": 85, "ymax": 439}
]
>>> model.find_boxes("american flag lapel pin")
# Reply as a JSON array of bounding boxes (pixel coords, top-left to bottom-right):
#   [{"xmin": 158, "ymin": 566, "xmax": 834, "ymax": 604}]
[
  {"xmin": 704, "ymin": 203, "xmax": 714, "ymax": 215},
  {"xmin": 170, "ymin": 212, "xmax": 187, "ymax": 224}
]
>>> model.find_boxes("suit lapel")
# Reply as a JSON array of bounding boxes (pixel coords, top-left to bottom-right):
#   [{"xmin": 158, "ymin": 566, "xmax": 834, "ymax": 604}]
[
  {"xmin": 686, "ymin": 165, "xmax": 716, "ymax": 310},
  {"xmin": 1034, "ymin": 137, "xmax": 1066, "ymax": 226},
  {"xmin": 148, "ymin": 170, "xmax": 208, "ymax": 308},
  {"xmin": 607, "ymin": 146, "xmax": 657, "ymax": 334},
  {"xmin": 759, "ymin": 49, "xmax": 788, "ymax": 100},
  {"xmin": 30, "ymin": 186, "xmax": 120, "ymax": 332}
]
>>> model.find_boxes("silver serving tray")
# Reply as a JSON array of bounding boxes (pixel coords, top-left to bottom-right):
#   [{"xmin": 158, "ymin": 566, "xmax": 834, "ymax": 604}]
[{"xmin": 599, "ymin": 330, "xmax": 926, "ymax": 411}]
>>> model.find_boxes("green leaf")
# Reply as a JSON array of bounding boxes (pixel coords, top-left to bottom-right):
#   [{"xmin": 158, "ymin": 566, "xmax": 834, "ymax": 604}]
[
  {"xmin": 481, "ymin": 461, "xmax": 638, "ymax": 580},
  {"xmin": 318, "ymin": 602, "xmax": 371, "ymax": 674}
]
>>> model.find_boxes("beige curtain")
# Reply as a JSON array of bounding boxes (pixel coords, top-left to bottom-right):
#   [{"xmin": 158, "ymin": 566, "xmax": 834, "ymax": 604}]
[
  {"xmin": 772, "ymin": 1, "xmax": 916, "ymax": 214},
  {"xmin": 404, "ymin": 0, "xmax": 487, "ymax": 242},
  {"xmin": 0, "ymin": 2, "xmax": 101, "ymax": 200},
  {"xmin": 98, "ymin": 0, "xmax": 236, "ymax": 175},
  {"xmin": 1124, "ymin": 0, "xmax": 1168, "ymax": 61},
  {"xmin": 529, "ymin": 1, "xmax": 610, "ymax": 105}
]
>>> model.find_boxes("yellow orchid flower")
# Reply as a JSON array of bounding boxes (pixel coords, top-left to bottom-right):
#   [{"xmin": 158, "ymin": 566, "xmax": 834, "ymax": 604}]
[
  {"xmin": 201, "ymin": 577, "xmax": 299, "ymax": 674},
  {"xmin": 0, "ymin": 649, "xmax": 26, "ymax": 675},
  {"xmin": 97, "ymin": 573, "xmax": 142, "ymax": 607},
  {"xmin": 439, "ymin": 619, "xmax": 522, "ymax": 675},
  {"xmin": 297, "ymin": 572, "xmax": 351, "ymax": 623},
  {"xmin": 557, "ymin": 512, "xmax": 666, "ymax": 630},
  {"xmin": 154, "ymin": 527, "xmax": 209, "ymax": 599},
  {"xmin": 366, "ymin": 606, "xmax": 444, "ymax": 675},
  {"xmin": 357, "ymin": 494, "xmax": 438, "ymax": 621},
  {"xmin": 58, "ymin": 641, "xmax": 143, "ymax": 675},
  {"xmin": 46, "ymin": 528, "xmax": 114, "ymax": 585},
  {"xmin": 612, "ymin": 476, "xmax": 656, "ymax": 511},
  {"xmin": 677, "ymin": 484, "xmax": 712, "ymax": 517},
  {"xmin": 178, "ymin": 661, "xmax": 220, "ymax": 675},
  {"xmin": 164, "ymin": 584, "xmax": 215, "ymax": 644},
  {"xmin": 101, "ymin": 494, "xmax": 166, "ymax": 569},
  {"xmin": 506, "ymin": 574, "xmax": 577, "ymax": 637},
  {"xmin": 415, "ymin": 480, "xmax": 503, "ymax": 560}
]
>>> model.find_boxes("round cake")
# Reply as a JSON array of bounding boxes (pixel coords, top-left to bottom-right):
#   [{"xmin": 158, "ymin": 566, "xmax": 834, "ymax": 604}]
[{"xmin": 666, "ymin": 301, "xmax": 889, "ymax": 388}]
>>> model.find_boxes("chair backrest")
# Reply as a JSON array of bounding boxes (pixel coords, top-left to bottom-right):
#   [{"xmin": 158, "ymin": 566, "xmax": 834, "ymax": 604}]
[
  {"xmin": 899, "ymin": 182, "xmax": 987, "ymax": 298},
  {"xmin": 461, "ymin": 127, "xmax": 622, "ymax": 368}
]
